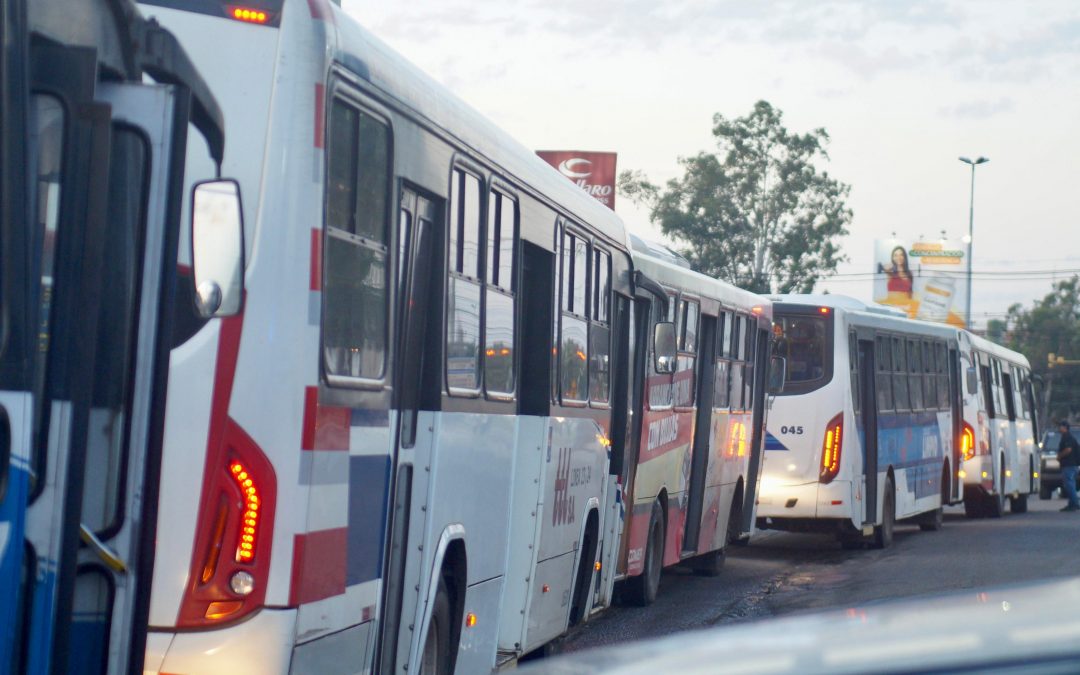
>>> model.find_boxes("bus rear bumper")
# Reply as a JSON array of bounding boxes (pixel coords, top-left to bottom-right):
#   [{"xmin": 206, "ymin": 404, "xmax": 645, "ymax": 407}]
[
  {"xmin": 961, "ymin": 455, "xmax": 995, "ymax": 492},
  {"xmin": 756, "ymin": 480, "xmax": 854, "ymax": 524},
  {"xmin": 145, "ymin": 608, "xmax": 297, "ymax": 675}
]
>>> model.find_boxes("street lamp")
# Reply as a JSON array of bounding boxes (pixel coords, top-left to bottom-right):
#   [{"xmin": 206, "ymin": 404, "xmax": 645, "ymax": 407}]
[{"xmin": 959, "ymin": 155, "xmax": 989, "ymax": 329}]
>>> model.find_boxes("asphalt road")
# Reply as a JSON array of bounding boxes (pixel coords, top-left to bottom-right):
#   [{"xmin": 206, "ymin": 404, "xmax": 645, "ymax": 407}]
[{"xmin": 556, "ymin": 493, "xmax": 1080, "ymax": 655}]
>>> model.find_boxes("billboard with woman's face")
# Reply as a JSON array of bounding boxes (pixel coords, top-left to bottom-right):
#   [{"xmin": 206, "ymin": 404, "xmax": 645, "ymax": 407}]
[{"xmin": 873, "ymin": 239, "xmax": 967, "ymax": 327}]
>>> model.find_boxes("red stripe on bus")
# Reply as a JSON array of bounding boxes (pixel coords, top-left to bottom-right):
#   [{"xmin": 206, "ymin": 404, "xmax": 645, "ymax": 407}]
[
  {"xmin": 306, "ymin": 0, "xmax": 335, "ymax": 23},
  {"xmin": 301, "ymin": 386, "xmax": 350, "ymax": 451},
  {"xmin": 289, "ymin": 528, "xmax": 348, "ymax": 605},
  {"xmin": 310, "ymin": 227, "xmax": 322, "ymax": 290},
  {"xmin": 313, "ymin": 82, "xmax": 325, "ymax": 149}
]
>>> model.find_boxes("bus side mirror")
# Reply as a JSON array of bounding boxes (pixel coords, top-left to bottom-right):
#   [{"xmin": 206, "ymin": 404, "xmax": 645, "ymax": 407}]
[
  {"xmin": 767, "ymin": 355, "xmax": 786, "ymax": 395},
  {"xmin": 966, "ymin": 366, "xmax": 978, "ymax": 395},
  {"xmin": 192, "ymin": 179, "xmax": 245, "ymax": 318},
  {"xmin": 653, "ymin": 322, "xmax": 677, "ymax": 374}
]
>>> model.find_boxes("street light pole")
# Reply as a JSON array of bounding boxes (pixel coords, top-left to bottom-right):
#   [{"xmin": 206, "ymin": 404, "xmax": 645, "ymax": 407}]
[{"xmin": 959, "ymin": 155, "xmax": 989, "ymax": 329}]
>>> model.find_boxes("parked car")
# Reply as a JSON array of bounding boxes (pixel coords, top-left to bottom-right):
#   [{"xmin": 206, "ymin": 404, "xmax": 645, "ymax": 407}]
[{"xmin": 1039, "ymin": 431, "xmax": 1080, "ymax": 499}]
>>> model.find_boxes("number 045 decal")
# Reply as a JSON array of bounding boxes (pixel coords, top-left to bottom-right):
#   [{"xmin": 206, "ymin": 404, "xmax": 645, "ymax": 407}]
[{"xmin": 780, "ymin": 425, "xmax": 805, "ymax": 435}]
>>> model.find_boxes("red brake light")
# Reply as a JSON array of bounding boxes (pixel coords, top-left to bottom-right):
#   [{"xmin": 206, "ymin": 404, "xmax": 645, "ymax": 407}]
[
  {"xmin": 820, "ymin": 413, "xmax": 843, "ymax": 483},
  {"xmin": 179, "ymin": 423, "xmax": 276, "ymax": 628},
  {"xmin": 961, "ymin": 422, "xmax": 975, "ymax": 461}
]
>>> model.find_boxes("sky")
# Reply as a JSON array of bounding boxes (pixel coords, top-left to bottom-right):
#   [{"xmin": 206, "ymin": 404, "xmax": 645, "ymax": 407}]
[{"xmin": 341, "ymin": 0, "xmax": 1080, "ymax": 327}]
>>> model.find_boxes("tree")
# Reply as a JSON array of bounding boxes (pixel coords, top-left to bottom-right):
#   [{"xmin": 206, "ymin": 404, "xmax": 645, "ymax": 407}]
[
  {"xmin": 998, "ymin": 276, "xmax": 1080, "ymax": 425},
  {"xmin": 619, "ymin": 100, "xmax": 852, "ymax": 293}
]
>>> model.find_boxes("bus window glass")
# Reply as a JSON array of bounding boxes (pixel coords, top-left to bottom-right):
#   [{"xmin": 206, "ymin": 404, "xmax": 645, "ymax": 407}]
[
  {"xmin": 593, "ymin": 249, "xmax": 610, "ymax": 323},
  {"xmin": 908, "ymin": 339, "xmax": 923, "ymax": 410},
  {"xmin": 561, "ymin": 315, "xmax": 588, "ymax": 402},
  {"xmin": 921, "ymin": 341, "xmax": 936, "ymax": 410},
  {"xmin": 849, "ymin": 333, "xmax": 860, "ymax": 415},
  {"xmin": 487, "ymin": 191, "xmax": 517, "ymax": 289},
  {"xmin": 729, "ymin": 361, "xmax": 744, "ymax": 410},
  {"xmin": 484, "ymin": 288, "xmax": 514, "ymax": 395},
  {"xmin": 589, "ymin": 325, "xmax": 610, "ymax": 403},
  {"xmin": 876, "ymin": 336, "xmax": 893, "ymax": 412},
  {"xmin": 323, "ymin": 101, "xmax": 390, "ymax": 382},
  {"xmin": 573, "ymin": 235, "xmax": 588, "ymax": 315},
  {"xmin": 461, "ymin": 172, "xmax": 481, "ymax": 278},
  {"xmin": 447, "ymin": 277, "xmax": 481, "ymax": 391},
  {"xmin": 682, "ymin": 301, "xmax": 698, "ymax": 353},
  {"xmin": 720, "ymin": 310, "xmax": 732, "ymax": 357},
  {"xmin": 892, "ymin": 337, "xmax": 909, "ymax": 411},
  {"xmin": 356, "ymin": 114, "xmax": 390, "ymax": 243},
  {"xmin": 744, "ymin": 323, "xmax": 756, "ymax": 406},
  {"xmin": 713, "ymin": 358, "xmax": 730, "ymax": 409},
  {"xmin": 773, "ymin": 315, "xmax": 827, "ymax": 385}
]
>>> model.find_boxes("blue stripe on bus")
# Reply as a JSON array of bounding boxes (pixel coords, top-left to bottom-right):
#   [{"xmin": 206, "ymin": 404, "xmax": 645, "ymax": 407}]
[
  {"xmin": 764, "ymin": 432, "xmax": 789, "ymax": 451},
  {"xmin": 875, "ymin": 410, "xmax": 946, "ymax": 499},
  {"xmin": 350, "ymin": 408, "xmax": 389, "ymax": 428},
  {"xmin": 346, "ymin": 454, "xmax": 391, "ymax": 586}
]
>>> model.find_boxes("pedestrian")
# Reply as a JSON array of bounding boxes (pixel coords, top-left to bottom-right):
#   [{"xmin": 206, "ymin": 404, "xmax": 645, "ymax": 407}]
[{"xmin": 1057, "ymin": 421, "xmax": 1080, "ymax": 512}]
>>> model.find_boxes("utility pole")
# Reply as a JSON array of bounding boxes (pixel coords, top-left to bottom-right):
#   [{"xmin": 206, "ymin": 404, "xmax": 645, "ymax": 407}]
[{"xmin": 958, "ymin": 156, "xmax": 989, "ymax": 329}]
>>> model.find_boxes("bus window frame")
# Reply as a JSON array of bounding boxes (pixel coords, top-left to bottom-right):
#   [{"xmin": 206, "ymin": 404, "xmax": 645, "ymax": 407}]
[{"xmin": 769, "ymin": 303, "xmax": 834, "ymax": 397}]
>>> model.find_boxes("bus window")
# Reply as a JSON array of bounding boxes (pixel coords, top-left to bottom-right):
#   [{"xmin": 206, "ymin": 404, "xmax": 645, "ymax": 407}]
[
  {"xmin": 713, "ymin": 311, "xmax": 731, "ymax": 410},
  {"xmin": 744, "ymin": 317, "xmax": 756, "ymax": 407},
  {"xmin": 849, "ymin": 332, "xmax": 860, "ymax": 415},
  {"xmin": 922, "ymin": 341, "xmax": 936, "ymax": 410},
  {"xmin": 674, "ymin": 300, "xmax": 698, "ymax": 407},
  {"xmin": 729, "ymin": 315, "xmax": 744, "ymax": 409},
  {"xmin": 322, "ymin": 99, "xmax": 390, "ymax": 383},
  {"xmin": 559, "ymin": 231, "xmax": 588, "ymax": 403},
  {"xmin": 907, "ymin": 338, "xmax": 923, "ymax": 410},
  {"xmin": 772, "ymin": 313, "xmax": 828, "ymax": 391},
  {"xmin": 892, "ymin": 337, "xmax": 909, "ymax": 412},
  {"xmin": 484, "ymin": 191, "xmax": 517, "ymax": 396},
  {"xmin": 876, "ymin": 335, "xmax": 893, "ymax": 412},
  {"xmin": 589, "ymin": 248, "xmax": 611, "ymax": 404},
  {"xmin": 446, "ymin": 167, "xmax": 484, "ymax": 393},
  {"xmin": 936, "ymin": 343, "xmax": 949, "ymax": 409}
]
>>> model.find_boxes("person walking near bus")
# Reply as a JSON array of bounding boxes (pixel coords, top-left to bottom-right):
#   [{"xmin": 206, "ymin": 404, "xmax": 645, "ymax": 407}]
[{"xmin": 1057, "ymin": 421, "xmax": 1080, "ymax": 512}]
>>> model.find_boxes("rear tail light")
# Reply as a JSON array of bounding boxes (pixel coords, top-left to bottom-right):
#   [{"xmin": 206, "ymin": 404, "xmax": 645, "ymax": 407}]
[
  {"xmin": 961, "ymin": 422, "xmax": 975, "ymax": 461},
  {"xmin": 178, "ymin": 422, "xmax": 276, "ymax": 628},
  {"xmin": 819, "ymin": 413, "xmax": 843, "ymax": 484}
]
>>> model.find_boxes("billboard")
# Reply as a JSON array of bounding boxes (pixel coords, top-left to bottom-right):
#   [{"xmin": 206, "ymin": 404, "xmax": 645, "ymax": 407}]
[
  {"xmin": 873, "ymin": 239, "xmax": 968, "ymax": 327},
  {"xmin": 536, "ymin": 150, "xmax": 617, "ymax": 210}
]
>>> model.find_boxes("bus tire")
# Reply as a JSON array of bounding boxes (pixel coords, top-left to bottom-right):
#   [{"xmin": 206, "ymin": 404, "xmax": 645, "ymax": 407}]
[
  {"xmin": 872, "ymin": 476, "xmax": 895, "ymax": 549},
  {"xmin": 1040, "ymin": 484, "xmax": 1053, "ymax": 500},
  {"xmin": 919, "ymin": 465, "xmax": 948, "ymax": 531},
  {"xmin": 625, "ymin": 502, "xmax": 665, "ymax": 606},
  {"xmin": 1009, "ymin": 493, "xmax": 1028, "ymax": 514},
  {"xmin": 688, "ymin": 549, "xmax": 724, "ymax": 577},
  {"xmin": 987, "ymin": 461, "xmax": 1006, "ymax": 519},
  {"xmin": 420, "ymin": 579, "xmax": 451, "ymax": 675},
  {"xmin": 963, "ymin": 492, "xmax": 984, "ymax": 518}
]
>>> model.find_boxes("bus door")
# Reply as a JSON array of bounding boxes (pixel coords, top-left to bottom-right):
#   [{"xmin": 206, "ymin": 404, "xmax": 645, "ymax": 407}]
[
  {"xmin": 949, "ymin": 347, "xmax": 962, "ymax": 501},
  {"xmin": 381, "ymin": 184, "xmax": 439, "ymax": 672},
  {"xmin": 16, "ymin": 40, "xmax": 114, "ymax": 675},
  {"xmin": 68, "ymin": 78, "xmax": 192, "ymax": 675},
  {"xmin": 741, "ymin": 325, "xmax": 770, "ymax": 535},
  {"xmin": 857, "ymin": 338, "xmax": 879, "ymax": 525},
  {"xmin": 0, "ymin": 0, "xmax": 34, "ymax": 669},
  {"xmin": 616, "ymin": 294, "xmax": 652, "ymax": 576},
  {"xmin": 682, "ymin": 314, "xmax": 715, "ymax": 554}
]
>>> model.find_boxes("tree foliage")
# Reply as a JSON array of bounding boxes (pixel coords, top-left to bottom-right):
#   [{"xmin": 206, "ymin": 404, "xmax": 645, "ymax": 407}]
[
  {"xmin": 619, "ymin": 100, "xmax": 852, "ymax": 293},
  {"xmin": 999, "ymin": 275, "xmax": 1080, "ymax": 424}
]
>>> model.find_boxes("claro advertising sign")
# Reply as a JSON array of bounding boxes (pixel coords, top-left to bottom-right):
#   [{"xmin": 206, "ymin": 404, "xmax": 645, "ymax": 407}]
[
  {"xmin": 873, "ymin": 239, "xmax": 968, "ymax": 327},
  {"xmin": 536, "ymin": 150, "xmax": 617, "ymax": 210}
]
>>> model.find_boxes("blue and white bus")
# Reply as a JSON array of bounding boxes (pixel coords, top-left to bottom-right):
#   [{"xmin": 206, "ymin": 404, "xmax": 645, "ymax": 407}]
[{"xmin": 756, "ymin": 296, "xmax": 964, "ymax": 548}]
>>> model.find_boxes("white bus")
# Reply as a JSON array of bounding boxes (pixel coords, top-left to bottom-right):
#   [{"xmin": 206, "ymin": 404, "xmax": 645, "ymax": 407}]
[
  {"xmin": 757, "ymin": 296, "xmax": 963, "ymax": 548},
  {"xmin": 614, "ymin": 248, "xmax": 779, "ymax": 604},
  {"xmin": 0, "ymin": 0, "xmax": 230, "ymax": 672},
  {"xmin": 134, "ymin": 1, "xmax": 676, "ymax": 672},
  {"xmin": 957, "ymin": 331, "xmax": 1040, "ymax": 517}
]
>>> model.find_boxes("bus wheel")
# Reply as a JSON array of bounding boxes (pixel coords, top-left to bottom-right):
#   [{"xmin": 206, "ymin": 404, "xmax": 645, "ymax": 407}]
[
  {"xmin": 872, "ymin": 476, "xmax": 895, "ymax": 549},
  {"xmin": 919, "ymin": 466, "xmax": 948, "ymax": 531},
  {"xmin": 688, "ymin": 549, "xmax": 724, "ymax": 577},
  {"xmin": 987, "ymin": 464, "xmax": 1006, "ymax": 519},
  {"xmin": 625, "ymin": 503, "xmax": 665, "ymax": 606},
  {"xmin": 1009, "ymin": 493, "xmax": 1029, "ymax": 514},
  {"xmin": 420, "ymin": 579, "xmax": 451, "ymax": 675},
  {"xmin": 963, "ymin": 492, "xmax": 984, "ymax": 518},
  {"xmin": 1040, "ymin": 484, "xmax": 1053, "ymax": 500}
]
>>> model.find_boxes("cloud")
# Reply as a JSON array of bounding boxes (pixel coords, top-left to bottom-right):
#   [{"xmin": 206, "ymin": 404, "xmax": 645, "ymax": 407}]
[{"xmin": 938, "ymin": 97, "xmax": 1015, "ymax": 119}]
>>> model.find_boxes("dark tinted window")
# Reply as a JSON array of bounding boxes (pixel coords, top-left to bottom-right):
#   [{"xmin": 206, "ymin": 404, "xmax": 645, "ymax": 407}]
[{"xmin": 774, "ymin": 315, "xmax": 828, "ymax": 384}]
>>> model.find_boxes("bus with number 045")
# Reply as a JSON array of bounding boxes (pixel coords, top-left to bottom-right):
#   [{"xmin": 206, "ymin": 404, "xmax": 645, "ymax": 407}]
[{"xmin": 757, "ymin": 296, "xmax": 968, "ymax": 548}]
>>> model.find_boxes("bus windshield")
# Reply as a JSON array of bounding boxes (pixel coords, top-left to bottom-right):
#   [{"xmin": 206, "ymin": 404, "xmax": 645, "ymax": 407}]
[{"xmin": 773, "ymin": 313, "xmax": 830, "ymax": 392}]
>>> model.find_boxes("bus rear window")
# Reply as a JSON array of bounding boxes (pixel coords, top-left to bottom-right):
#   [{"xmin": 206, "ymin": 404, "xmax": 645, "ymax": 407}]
[{"xmin": 773, "ymin": 314, "xmax": 831, "ymax": 394}]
